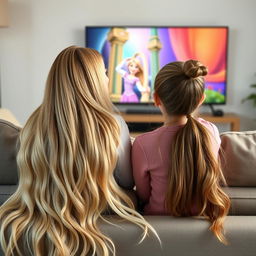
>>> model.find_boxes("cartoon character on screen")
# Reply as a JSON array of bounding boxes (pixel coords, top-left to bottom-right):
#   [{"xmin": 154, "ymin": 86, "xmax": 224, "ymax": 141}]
[{"xmin": 116, "ymin": 53, "xmax": 150, "ymax": 103}]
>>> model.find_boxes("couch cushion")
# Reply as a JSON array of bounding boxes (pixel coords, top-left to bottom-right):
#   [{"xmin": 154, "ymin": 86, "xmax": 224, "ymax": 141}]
[
  {"xmin": 100, "ymin": 215, "xmax": 256, "ymax": 256},
  {"xmin": 223, "ymin": 187, "xmax": 256, "ymax": 215},
  {"xmin": 0, "ymin": 119, "xmax": 20, "ymax": 185},
  {"xmin": 220, "ymin": 131, "xmax": 256, "ymax": 187}
]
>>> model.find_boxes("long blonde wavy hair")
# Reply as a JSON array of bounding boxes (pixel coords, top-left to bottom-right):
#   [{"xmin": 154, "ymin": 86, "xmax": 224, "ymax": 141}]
[
  {"xmin": 154, "ymin": 60, "xmax": 230, "ymax": 244},
  {"xmin": 0, "ymin": 46, "xmax": 157, "ymax": 255}
]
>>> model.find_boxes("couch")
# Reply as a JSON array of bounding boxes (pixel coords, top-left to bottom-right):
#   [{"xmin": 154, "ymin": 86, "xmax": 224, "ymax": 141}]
[{"xmin": 0, "ymin": 119, "xmax": 256, "ymax": 256}]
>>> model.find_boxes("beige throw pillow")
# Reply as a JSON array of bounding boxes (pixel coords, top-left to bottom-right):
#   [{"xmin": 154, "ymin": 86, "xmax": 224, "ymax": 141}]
[{"xmin": 220, "ymin": 131, "xmax": 256, "ymax": 187}]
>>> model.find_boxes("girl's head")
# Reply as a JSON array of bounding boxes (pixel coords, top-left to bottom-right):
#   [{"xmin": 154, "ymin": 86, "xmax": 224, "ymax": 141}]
[
  {"xmin": 154, "ymin": 60, "xmax": 208, "ymax": 115},
  {"xmin": 0, "ymin": 46, "xmax": 156, "ymax": 255}
]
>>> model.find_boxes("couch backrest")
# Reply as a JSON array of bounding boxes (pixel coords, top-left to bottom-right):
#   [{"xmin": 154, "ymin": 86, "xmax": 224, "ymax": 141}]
[{"xmin": 0, "ymin": 119, "xmax": 20, "ymax": 185}]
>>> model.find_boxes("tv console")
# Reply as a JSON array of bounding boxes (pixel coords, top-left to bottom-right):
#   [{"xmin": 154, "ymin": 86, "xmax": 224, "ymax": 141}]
[
  {"xmin": 125, "ymin": 107, "xmax": 161, "ymax": 115},
  {"xmin": 120, "ymin": 112, "xmax": 240, "ymax": 135},
  {"xmin": 123, "ymin": 104, "xmax": 224, "ymax": 116}
]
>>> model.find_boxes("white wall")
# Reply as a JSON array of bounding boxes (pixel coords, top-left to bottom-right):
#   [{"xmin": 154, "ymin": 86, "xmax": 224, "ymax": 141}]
[{"xmin": 0, "ymin": 0, "xmax": 256, "ymax": 130}]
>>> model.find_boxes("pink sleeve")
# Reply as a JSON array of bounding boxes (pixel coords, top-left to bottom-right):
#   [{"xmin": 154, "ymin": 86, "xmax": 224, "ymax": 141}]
[
  {"xmin": 208, "ymin": 122, "xmax": 221, "ymax": 158},
  {"xmin": 132, "ymin": 138, "xmax": 151, "ymax": 203},
  {"xmin": 210, "ymin": 123, "xmax": 221, "ymax": 145}
]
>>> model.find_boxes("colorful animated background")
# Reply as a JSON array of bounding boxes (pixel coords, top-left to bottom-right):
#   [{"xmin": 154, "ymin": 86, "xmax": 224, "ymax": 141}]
[{"xmin": 86, "ymin": 26, "xmax": 228, "ymax": 104}]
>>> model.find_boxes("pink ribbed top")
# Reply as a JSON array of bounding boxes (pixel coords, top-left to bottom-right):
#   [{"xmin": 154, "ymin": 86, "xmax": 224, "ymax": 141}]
[{"xmin": 132, "ymin": 118, "xmax": 221, "ymax": 215}]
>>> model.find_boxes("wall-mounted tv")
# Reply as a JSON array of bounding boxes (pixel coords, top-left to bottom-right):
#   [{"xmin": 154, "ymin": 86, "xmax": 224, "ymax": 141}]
[{"xmin": 85, "ymin": 26, "xmax": 228, "ymax": 106}]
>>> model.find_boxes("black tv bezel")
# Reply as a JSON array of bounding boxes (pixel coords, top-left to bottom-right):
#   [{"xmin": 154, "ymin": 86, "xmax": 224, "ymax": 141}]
[{"xmin": 85, "ymin": 25, "xmax": 229, "ymax": 106}]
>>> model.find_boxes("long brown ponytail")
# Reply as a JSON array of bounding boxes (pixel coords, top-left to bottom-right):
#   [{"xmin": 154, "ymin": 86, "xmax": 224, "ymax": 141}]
[{"xmin": 154, "ymin": 60, "xmax": 230, "ymax": 244}]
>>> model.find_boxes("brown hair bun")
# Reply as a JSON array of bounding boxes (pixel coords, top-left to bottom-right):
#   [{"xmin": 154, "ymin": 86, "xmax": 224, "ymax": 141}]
[{"xmin": 183, "ymin": 59, "xmax": 208, "ymax": 78}]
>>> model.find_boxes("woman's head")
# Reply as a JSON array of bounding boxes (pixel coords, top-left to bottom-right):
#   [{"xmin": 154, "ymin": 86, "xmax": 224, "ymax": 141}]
[
  {"xmin": 43, "ymin": 46, "xmax": 112, "ymax": 115},
  {"xmin": 154, "ymin": 60, "xmax": 208, "ymax": 116}
]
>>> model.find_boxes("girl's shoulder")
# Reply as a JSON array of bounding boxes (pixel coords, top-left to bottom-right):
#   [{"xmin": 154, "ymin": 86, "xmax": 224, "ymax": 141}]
[
  {"xmin": 197, "ymin": 117, "xmax": 213, "ymax": 126},
  {"xmin": 197, "ymin": 117, "xmax": 217, "ymax": 128},
  {"xmin": 197, "ymin": 117, "xmax": 220, "ymax": 139},
  {"xmin": 133, "ymin": 125, "xmax": 173, "ymax": 145}
]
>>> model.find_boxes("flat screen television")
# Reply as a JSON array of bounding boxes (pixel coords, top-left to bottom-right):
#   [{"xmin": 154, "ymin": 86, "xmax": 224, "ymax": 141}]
[{"xmin": 85, "ymin": 26, "xmax": 228, "ymax": 109}]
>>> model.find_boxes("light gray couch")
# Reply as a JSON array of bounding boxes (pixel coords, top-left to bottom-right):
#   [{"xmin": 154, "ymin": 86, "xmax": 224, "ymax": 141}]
[{"xmin": 0, "ymin": 119, "xmax": 256, "ymax": 256}]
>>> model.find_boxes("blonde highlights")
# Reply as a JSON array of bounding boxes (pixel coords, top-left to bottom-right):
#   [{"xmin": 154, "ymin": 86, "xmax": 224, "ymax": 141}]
[
  {"xmin": 0, "ymin": 46, "xmax": 156, "ymax": 255},
  {"xmin": 155, "ymin": 60, "xmax": 230, "ymax": 243}
]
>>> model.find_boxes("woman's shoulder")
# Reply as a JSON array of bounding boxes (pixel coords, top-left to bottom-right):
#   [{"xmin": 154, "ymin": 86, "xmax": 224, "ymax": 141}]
[
  {"xmin": 113, "ymin": 114, "xmax": 126, "ymax": 127},
  {"xmin": 113, "ymin": 114, "xmax": 130, "ymax": 138}
]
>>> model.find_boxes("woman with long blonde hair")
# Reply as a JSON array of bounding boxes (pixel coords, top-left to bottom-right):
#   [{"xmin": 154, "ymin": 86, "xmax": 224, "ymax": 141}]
[
  {"xmin": 132, "ymin": 60, "xmax": 230, "ymax": 244},
  {"xmin": 0, "ymin": 46, "xmax": 156, "ymax": 255}
]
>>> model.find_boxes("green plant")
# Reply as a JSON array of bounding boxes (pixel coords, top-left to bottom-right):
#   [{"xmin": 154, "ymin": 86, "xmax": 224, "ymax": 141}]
[{"xmin": 242, "ymin": 84, "xmax": 256, "ymax": 107}]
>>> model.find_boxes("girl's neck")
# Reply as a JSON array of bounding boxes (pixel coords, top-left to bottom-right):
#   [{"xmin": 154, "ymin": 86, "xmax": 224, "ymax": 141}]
[{"xmin": 163, "ymin": 114, "xmax": 188, "ymax": 127}]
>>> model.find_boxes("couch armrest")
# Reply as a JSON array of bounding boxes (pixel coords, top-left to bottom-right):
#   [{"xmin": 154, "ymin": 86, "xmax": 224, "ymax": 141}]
[{"xmin": 0, "ymin": 185, "xmax": 18, "ymax": 205}]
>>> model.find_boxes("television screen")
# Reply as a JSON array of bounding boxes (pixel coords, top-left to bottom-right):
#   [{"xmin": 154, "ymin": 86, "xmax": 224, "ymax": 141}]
[{"xmin": 85, "ymin": 26, "xmax": 228, "ymax": 105}]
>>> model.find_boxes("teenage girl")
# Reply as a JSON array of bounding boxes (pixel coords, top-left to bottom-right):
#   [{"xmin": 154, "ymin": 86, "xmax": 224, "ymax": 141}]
[{"xmin": 132, "ymin": 60, "xmax": 230, "ymax": 243}]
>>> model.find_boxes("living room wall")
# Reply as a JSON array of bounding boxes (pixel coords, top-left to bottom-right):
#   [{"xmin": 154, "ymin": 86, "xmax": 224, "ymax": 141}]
[{"xmin": 0, "ymin": 0, "xmax": 256, "ymax": 130}]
